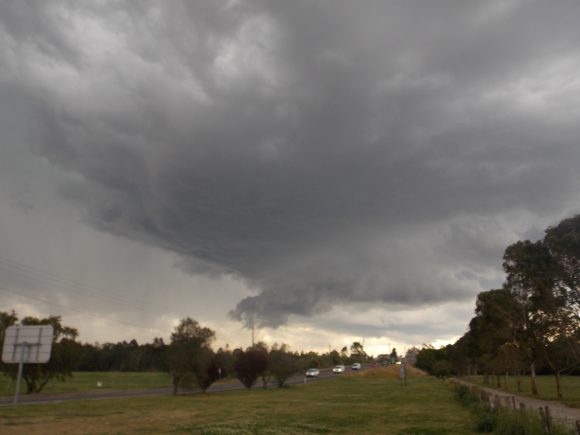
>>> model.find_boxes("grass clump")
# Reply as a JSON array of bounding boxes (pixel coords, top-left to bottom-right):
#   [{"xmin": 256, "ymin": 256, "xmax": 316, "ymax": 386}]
[
  {"xmin": 452, "ymin": 385, "xmax": 497, "ymax": 432},
  {"xmin": 452, "ymin": 383, "xmax": 575, "ymax": 434},
  {"xmin": 454, "ymin": 384, "xmax": 480, "ymax": 408},
  {"xmin": 172, "ymin": 421, "xmax": 333, "ymax": 434},
  {"xmin": 493, "ymin": 409, "xmax": 574, "ymax": 435}
]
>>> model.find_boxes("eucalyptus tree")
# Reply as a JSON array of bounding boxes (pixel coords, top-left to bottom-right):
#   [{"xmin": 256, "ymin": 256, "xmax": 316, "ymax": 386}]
[
  {"xmin": 1, "ymin": 313, "xmax": 82, "ymax": 393},
  {"xmin": 469, "ymin": 289, "xmax": 521, "ymax": 386},
  {"xmin": 449, "ymin": 331, "xmax": 479, "ymax": 378},
  {"xmin": 0, "ymin": 311, "xmax": 18, "ymax": 374},
  {"xmin": 503, "ymin": 239, "xmax": 558, "ymax": 395},
  {"xmin": 544, "ymin": 214, "xmax": 580, "ymax": 308},
  {"xmin": 350, "ymin": 341, "xmax": 366, "ymax": 361},
  {"xmin": 539, "ymin": 215, "xmax": 580, "ymax": 399},
  {"xmin": 503, "ymin": 216, "xmax": 580, "ymax": 398},
  {"xmin": 389, "ymin": 347, "xmax": 398, "ymax": 364}
]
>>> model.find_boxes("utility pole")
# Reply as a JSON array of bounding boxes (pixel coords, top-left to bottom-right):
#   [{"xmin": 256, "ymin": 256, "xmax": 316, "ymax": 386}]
[
  {"xmin": 251, "ymin": 322, "xmax": 255, "ymax": 348},
  {"xmin": 399, "ymin": 359, "xmax": 407, "ymax": 386}
]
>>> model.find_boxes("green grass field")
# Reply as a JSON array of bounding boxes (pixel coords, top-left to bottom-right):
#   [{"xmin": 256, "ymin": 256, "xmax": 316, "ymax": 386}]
[
  {"xmin": 466, "ymin": 374, "xmax": 580, "ymax": 408},
  {"xmin": 0, "ymin": 367, "xmax": 476, "ymax": 434},
  {"xmin": 1, "ymin": 371, "xmax": 172, "ymax": 396}
]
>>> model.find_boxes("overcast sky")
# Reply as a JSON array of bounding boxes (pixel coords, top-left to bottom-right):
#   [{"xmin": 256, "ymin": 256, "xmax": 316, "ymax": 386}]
[{"xmin": 1, "ymin": 0, "xmax": 580, "ymax": 356}]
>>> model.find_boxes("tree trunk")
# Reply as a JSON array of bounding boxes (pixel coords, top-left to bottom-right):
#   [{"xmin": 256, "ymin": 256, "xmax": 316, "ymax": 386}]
[
  {"xmin": 38, "ymin": 377, "xmax": 51, "ymax": 393},
  {"xmin": 555, "ymin": 371, "xmax": 563, "ymax": 400},
  {"xmin": 516, "ymin": 370, "xmax": 522, "ymax": 392},
  {"xmin": 22, "ymin": 374, "xmax": 36, "ymax": 394},
  {"xmin": 26, "ymin": 381, "xmax": 35, "ymax": 394},
  {"xmin": 530, "ymin": 362, "xmax": 538, "ymax": 396},
  {"xmin": 504, "ymin": 370, "xmax": 509, "ymax": 389},
  {"xmin": 172, "ymin": 376, "xmax": 179, "ymax": 395}
]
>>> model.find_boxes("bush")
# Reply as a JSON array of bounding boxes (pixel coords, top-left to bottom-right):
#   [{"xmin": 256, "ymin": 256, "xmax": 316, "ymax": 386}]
[
  {"xmin": 454, "ymin": 385, "xmax": 479, "ymax": 408},
  {"xmin": 473, "ymin": 412, "xmax": 497, "ymax": 432},
  {"xmin": 432, "ymin": 360, "xmax": 452, "ymax": 378},
  {"xmin": 196, "ymin": 356, "xmax": 221, "ymax": 392},
  {"xmin": 234, "ymin": 349, "xmax": 269, "ymax": 389},
  {"xmin": 269, "ymin": 350, "xmax": 299, "ymax": 387}
]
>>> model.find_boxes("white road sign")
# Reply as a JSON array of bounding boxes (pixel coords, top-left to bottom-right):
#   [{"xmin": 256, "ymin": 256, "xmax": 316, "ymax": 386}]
[{"xmin": 2, "ymin": 325, "xmax": 54, "ymax": 364}]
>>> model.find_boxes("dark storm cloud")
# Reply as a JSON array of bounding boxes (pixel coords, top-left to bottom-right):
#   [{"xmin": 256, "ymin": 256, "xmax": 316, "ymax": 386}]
[{"xmin": 2, "ymin": 1, "xmax": 580, "ymax": 327}]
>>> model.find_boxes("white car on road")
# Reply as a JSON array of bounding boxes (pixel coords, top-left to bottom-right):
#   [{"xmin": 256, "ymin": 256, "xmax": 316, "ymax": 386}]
[
  {"xmin": 332, "ymin": 365, "xmax": 345, "ymax": 374},
  {"xmin": 351, "ymin": 363, "xmax": 361, "ymax": 371},
  {"xmin": 305, "ymin": 368, "xmax": 320, "ymax": 377}
]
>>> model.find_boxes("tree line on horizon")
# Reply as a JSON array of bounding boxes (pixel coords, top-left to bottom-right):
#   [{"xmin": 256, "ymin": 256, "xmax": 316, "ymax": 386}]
[
  {"xmin": 415, "ymin": 214, "xmax": 580, "ymax": 400},
  {"xmin": 0, "ymin": 311, "xmax": 374, "ymax": 394}
]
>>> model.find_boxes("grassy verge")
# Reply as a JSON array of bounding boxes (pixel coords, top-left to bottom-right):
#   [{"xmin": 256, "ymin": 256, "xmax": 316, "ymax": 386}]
[
  {"xmin": 1, "ymin": 372, "xmax": 172, "ymax": 396},
  {"xmin": 452, "ymin": 383, "xmax": 575, "ymax": 434},
  {"xmin": 465, "ymin": 375, "xmax": 580, "ymax": 408},
  {"xmin": 0, "ymin": 367, "xmax": 475, "ymax": 434}
]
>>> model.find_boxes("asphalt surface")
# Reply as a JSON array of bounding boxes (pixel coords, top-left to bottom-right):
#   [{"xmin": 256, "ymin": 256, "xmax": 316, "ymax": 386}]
[{"xmin": 0, "ymin": 365, "xmax": 367, "ymax": 407}]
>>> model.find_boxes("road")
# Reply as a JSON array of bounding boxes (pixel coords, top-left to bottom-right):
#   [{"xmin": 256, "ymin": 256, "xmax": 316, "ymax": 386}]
[{"xmin": 0, "ymin": 365, "xmax": 367, "ymax": 407}]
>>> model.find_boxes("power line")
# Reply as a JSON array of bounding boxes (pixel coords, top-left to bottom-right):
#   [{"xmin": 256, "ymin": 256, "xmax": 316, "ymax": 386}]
[
  {"xmin": 0, "ymin": 285, "xmax": 161, "ymax": 333},
  {"xmin": 0, "ymin": 256, "xmax": 168, "ymax": 310},
  {"xmin": 0, "ymin": 256, "xmax": 186, "ymax": 316}
]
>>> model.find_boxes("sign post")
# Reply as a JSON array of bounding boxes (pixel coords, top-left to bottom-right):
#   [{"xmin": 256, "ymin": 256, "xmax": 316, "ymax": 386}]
[
  {"xmin": 2, "ymin": 325, "xmax": 54, "ymax": 404},
  {"xmin": 399, "ymin": 359, "xmax": 407, "ymax": 386}
]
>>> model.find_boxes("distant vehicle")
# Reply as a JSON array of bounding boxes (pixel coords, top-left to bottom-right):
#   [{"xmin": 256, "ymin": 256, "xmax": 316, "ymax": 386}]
[
  {"xmin": 332, "ymin": 365, "xmax": 345, "ymax": 374},
  {"xmin": 351, "ymin": 363, "xmax": 361, "ymax": 371},
  {"xmin": 305, "ymin": 368, "xmax": 320, "ymax": 377}
]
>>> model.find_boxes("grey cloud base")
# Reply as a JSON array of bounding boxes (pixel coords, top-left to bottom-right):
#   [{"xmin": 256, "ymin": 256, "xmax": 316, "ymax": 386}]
[{"xmin": 2, "ymin": 1, "xmax": 580, "ymax": 328}]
